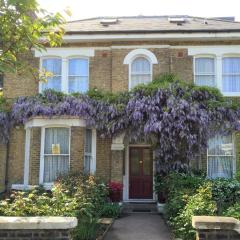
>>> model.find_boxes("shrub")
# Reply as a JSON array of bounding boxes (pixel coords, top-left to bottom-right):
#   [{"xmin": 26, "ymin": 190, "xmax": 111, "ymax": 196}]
[
  {"xmin": 223, "ymin": 202, "xmax": 240, "ymax": 220},
  {"xmin": 211, "ymin": 178, "xmax": 240, "ymax": 214},
  {"xmin": 171, "ymin": 182, "xmax": 217, "ymax": 240},
  {"xmin": 100, "ymin": 203, "xmax": 121, "ymax": 218}
]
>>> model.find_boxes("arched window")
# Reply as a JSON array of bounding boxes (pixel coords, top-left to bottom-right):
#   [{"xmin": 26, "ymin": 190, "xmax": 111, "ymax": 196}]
[
  {"xmin": 123, "ymin": 49, "xmax": 158, "ymax": 90},
  {"xmin": 130, "ymin": 57, "xmax": 151, "ymax": 89}
]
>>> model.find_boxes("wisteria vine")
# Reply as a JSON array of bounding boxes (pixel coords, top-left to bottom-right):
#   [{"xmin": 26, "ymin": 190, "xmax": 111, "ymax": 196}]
[{"xmin": 0, "ymin": 75, "xmax": 240, "ymax": 167}]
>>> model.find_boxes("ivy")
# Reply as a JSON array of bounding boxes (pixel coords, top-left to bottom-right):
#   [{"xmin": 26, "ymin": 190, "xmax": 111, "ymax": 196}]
[{"xmin": 0, "ymin": 74, "xmax": 240, "ymax": 167}]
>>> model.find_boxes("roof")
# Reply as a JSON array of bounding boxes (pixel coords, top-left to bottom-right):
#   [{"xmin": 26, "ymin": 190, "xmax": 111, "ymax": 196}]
[{"xmin": 63, "ymin": 15, "xmax": 240, "ymax": 34}]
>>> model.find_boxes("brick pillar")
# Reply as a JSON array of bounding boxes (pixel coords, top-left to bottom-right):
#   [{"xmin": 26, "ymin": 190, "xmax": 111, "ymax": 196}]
[
  {"xmin": 111, "ymin": 134, "xmax": 125, "ymax": 183},
  {"xmin": 70, "ymin": 127, "xmax": 84, "ymax": 172},
  {"xmin": 0, "ymin": 144, "xmax": 7, "ymax": 192},
  {"xmin": 29, "ymin": 127, "xmax": 41, "ymax": 185}
]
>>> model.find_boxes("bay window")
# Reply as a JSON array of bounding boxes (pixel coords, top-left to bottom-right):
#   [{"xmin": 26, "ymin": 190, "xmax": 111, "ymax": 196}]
[
  {"xmin": 43, "ymin": 127, "xmax": 70, "ymax": 183},
  {"xmin": 207, "ymin": 134, "xmax": 234, "ymax": 179},
  {"xmin": 194, "ymin": 57, "xmax": 215, "ymax": 87},
  {"xmin": 222, "ymin": 57, "xmax": 240, "ymax": 93}
]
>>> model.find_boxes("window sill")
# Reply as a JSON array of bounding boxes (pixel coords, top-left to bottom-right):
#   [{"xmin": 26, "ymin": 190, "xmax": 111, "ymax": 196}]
[
  {"xmin": 11, "ymin": 183, "xmax": 54, "ymax": 191},
  {"xmin": 222, "ymin": 92, "xmax": 240, "ymax": 97}
]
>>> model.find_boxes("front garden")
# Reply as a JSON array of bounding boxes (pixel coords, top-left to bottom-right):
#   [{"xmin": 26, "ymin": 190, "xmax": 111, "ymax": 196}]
[
  {"xmin": 0, "ymin": 173, "xmax": 122, "ymax": 240},
  {"xmin": 155, "ymin": 172, "xmax": 240, "ymax": 240}
]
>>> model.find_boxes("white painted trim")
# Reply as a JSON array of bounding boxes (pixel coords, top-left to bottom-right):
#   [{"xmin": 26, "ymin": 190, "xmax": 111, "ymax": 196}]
[
  {"xmin": 35, "ymin": 48, "xmax": 95, "ymax": 58},
  {"xmin": 61, "ymin": 32, "xmax": 240, "ymax": 42},
  {"xmin": 90, "ymin": 129, "xmax": 97, "ymax": 174},
  {"xmin": 23, "ymin": 128, "xmax": 31, "ymax": 186},
  {"xmin": 123, "ymin": 49, "xmax": 158, "ymax": 65},
  {"xmin": 25, "ymin": 118, "xmax": 86, "ymax": 129},
  {"xmin": 11, "ymin": 183, "xmax": 54, "ymax": 191}
]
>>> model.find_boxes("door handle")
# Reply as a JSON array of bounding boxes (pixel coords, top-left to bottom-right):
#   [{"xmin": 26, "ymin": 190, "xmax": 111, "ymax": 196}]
[{"xmin": 139, "ymin": 161, "xmax": 143, "ymax": 164}]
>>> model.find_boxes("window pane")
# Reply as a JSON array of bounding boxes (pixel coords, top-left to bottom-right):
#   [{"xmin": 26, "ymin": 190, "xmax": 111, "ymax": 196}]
[
  {"xmin": 195, "ymin": 58, "xmax": 214, "ymax": 74},
  {"xmin": 44, "ymin": 155, "xmax": 69, "ymax": 182},
  {"xmin": 223, "ymin": 58, "xmax": 240, "ymax": 74},
  {"xmin": 223, "ymin": 75, "xmax": 240, "ymax": 92},
  {"xmin": 195, "ymin": 75, "xmax": 215, "ymax": 87},
  {"xmin": 131, "ymin": 74, "xmax": 151, "ymax": 88},
  {"xmin": 42, "ymin": 58, "xmax": 61, "ymax": 75},
  {"xmin": 208, "ymin": 156, "xmax": 233, "ymax": 179},
  {"xmin": 45, "ymin": 128, "xmax": 69, "ymax": 154},
  {"xmin": 44, "ymin": 128, "xmax": 69, "ymax": 183},
  {"xmin": 69, "ymin": 76, "xmax": 88, "ymax": 93},
  {"xmin": 208, "ymin": 134, "xmax": 233, "ymax": 156},
  {"xmin": 84, "ymin": 129, "xmax": 92, "ymax": 173},
  {"xmin": 132, "ymin": 57, "xmax": 150, "ymax": 73},
  {"xmin": 69, "ymin": 58, "xmax": 88, "ymax": 76},
  {"xmin": 42, "ymin": 58, "xmax": 61, "ymax": 91}
]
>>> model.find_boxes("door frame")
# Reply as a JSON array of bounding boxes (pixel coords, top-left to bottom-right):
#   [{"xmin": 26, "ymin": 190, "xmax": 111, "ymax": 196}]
[{"xmin": 123, "ymin": 144, "xmax": 157, "ymax": 202}]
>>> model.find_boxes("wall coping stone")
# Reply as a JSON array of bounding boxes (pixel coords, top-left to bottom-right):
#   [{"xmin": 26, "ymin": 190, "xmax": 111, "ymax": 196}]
[
  {"xmin": 0, "ymin": 217, "xmax": 77, "ymax": 230},
  {"xmin": 192, "ymin": 216, "xmax": 240, "ymax": 234}
]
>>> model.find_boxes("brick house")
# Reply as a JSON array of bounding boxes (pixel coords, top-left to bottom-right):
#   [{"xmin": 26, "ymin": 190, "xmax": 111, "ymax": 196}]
[{"xmin": 0, "ymin": 15, "xmax": 240, "ymax": 202}]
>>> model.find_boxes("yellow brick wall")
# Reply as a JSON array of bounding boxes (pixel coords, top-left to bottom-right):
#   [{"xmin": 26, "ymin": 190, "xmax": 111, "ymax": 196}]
[{"xmin": 0, "ymin": 144, "xmax": 7, "ymax": 192}]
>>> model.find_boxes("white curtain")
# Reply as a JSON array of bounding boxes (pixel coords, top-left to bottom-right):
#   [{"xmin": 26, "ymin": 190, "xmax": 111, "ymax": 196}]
[
  {"xmin": 42, "ymin": 58, "xmax": 62, "ymax": 91},
  {"xmin": 195, "ymin": 58, "xmax": 215, "ymax": 87},
  {"xmin": 223, "ymin": 58, "xmax": 240, "ymax": 92},
  {"xmin": 44, "ymin": 128, "xmax": 70, "ymax": 183},
  {"xmin": 84, "ymin": 129, "xmax": 92, "ymax": 173},
  {"xmin": 131, "ymin": 57, "xmax": 151, "ymax": 89},
  {"xmin": 208, "ymin": 134, "xmax": 233, "ymax": 179},
  {"xmin": 68, "ymin": 58, "xmax": 89, "ymax": 93}
]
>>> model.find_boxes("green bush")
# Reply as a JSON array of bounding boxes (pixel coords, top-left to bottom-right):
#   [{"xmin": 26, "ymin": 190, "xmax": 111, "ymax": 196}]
[
  {"xmin": 171, "ymin": 183, "xmax": 217, "ymax": 240},
  {"xmin": 223, "ymin": 202, "xmax": 240, "ymax": 220},
  {"xmin": 100, "ymin": 203, "xmax": 121, "ymax": 218}
]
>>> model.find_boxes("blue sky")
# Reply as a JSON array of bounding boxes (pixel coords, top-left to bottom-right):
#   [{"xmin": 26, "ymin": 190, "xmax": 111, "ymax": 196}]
[{"xmin": 38, "ymin": 0, "xmax": 240, "ymax": 21}]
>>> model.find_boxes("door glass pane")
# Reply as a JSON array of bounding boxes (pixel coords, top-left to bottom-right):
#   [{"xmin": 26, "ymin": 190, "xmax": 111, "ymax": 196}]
[
  {"xmin": 143, "ymin": 148, "xmax": 151, "ymax": 175},
  {"xmin": 130, "ymin": 149, "xmax": 140, "ymax": 175}
]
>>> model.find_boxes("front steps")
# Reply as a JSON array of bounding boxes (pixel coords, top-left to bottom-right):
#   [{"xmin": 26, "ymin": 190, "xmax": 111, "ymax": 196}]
[{"xmin": 123, "ymin": 202, "xmax": 158, "ymax": 214}]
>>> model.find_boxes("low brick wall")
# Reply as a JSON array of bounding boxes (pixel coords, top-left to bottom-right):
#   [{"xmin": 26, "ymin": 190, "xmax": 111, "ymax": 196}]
[
  {"xmin": 192, "ymin": 216, "xmax": 240, "ymax": 240},
  {"xmin": 0, "ymin": 216, "xmax": 77, "ymax": 240}
]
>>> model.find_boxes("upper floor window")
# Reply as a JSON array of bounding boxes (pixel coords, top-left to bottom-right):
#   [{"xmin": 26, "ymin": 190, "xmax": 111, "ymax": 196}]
[
  {"xmin": 68, "ymin": 58, "xmax": 89, "ymax": 93},
  {"xmin": 194, "ymin": 57, "xmax": 215, "ymax": 87},
  {"xmin": 42, "ymin": 58, "xmax": 62, "ymax": 92},
  {"xmin": 207, "ymin": 134, "xmax": 234, "ymax": 179},
  {"xmin": 130, "ymin": 57, "xmax": 151, "ymax": 89},
  {"xmin": 123, "ymin": 49, "xmax": 158, "ymax": 90},
  {"xmin": 222, "ymin": 57, "xmax": 240, "ymax": 93},
  {"xmin": 41, "ymin": 57, "xmax": 89, "ymax": 94}
]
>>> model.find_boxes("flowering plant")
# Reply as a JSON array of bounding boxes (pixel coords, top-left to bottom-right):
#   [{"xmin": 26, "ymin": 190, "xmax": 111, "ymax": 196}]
[{"xmin": 108, "ymin": 182, "xmax": 123, "ymax": 192}]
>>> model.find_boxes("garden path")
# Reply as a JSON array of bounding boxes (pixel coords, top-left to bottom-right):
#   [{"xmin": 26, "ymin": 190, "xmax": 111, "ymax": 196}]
[{"xmin": 104, "ymin": 213, "xmax": 171, "ymax": 240}]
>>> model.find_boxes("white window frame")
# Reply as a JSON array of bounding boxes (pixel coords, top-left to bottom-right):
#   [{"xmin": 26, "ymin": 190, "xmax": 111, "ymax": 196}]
[
  {"xmin": 207, "ymin": 133, "xmax": 236, "ymax": 179},
  {"xmin": 39, "ymin": 55, "xmax": 90, "ymax": 94},
  {"xmin": 193, "ymin": 55, "xmax": 216, "ymax": 87},
  {"xmin": 84, "ymin": 129, "xmax": 97, "ymax": 174},
  {"xmin": 40, "ymin": 125, "xmax": 71, "ymax": 186},
  {"xmin": 123, "ymin": 49, "xmax": 158, "ymax": 90},
  {"xmin": 67, "ymin": 56, "xmax": 89, "ymax": 94},
  {"xmin": 222, "ymin": 55, "xmax": 240, "ymax": 96}
]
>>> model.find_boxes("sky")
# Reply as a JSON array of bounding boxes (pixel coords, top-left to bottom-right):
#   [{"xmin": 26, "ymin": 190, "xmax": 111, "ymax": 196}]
[{"xmin": 38, "ymin": 0, "xmax": 240, "ymax": 21}]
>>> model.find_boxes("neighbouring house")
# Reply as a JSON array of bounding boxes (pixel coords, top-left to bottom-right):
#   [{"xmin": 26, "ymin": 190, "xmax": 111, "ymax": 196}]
[{"xmin": 0, "ymin": 15, "xmax": 240, "ymax": 202}]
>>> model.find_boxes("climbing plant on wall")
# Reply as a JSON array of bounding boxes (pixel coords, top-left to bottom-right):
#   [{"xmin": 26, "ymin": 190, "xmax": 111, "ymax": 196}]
[{"xmin": 0, "ymin": 74, "xmax": 240, "ymax": 167}]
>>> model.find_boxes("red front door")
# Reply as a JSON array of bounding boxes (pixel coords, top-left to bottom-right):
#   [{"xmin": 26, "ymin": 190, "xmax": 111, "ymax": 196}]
[{"xmin": 129, "ymin": 147, "xmax": 153, "ymax": 199}]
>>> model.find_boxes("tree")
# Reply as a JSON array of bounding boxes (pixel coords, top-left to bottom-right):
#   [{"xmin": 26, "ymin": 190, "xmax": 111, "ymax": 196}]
[{"xmin": 0, "ymin": 0, "xmax": 65, "ymax": 75}]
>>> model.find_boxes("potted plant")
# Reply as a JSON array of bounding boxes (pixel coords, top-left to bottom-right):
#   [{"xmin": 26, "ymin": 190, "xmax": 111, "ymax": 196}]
[{"xmin": 108, "ymin": 182, "xmax": 123, "ymax": 203}]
